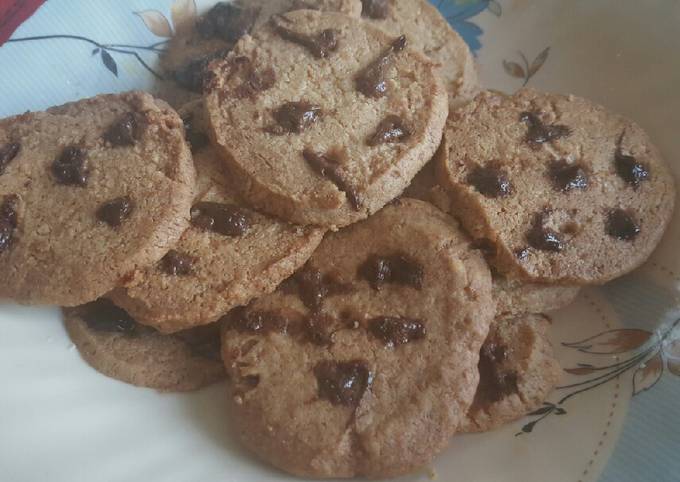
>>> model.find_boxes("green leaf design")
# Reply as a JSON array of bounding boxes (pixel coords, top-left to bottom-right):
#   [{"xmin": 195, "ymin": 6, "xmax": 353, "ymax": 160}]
[
  {"xmin": 487, "ymin": 0, "xmax": 502, "ymax": 17},
  {"xmin": 101, "ymin": 50, "xmax": 118, "ymax": 77},
  {"xmin": 503, "ymin": 60, "xmax": 525, "ymax": 79},
  {"xmin": 529, "ymin": 47, "xmax": 551, "ymax": 78},
  {"xmin": 632, "ymin": 350, "xmax": 664, "ymax": 396}
]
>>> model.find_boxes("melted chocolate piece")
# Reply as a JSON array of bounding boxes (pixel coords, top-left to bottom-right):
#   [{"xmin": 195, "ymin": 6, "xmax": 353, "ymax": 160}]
[
  {"xmin": 271, "ymin": 101, "xmax": 322, "ymax": 134},
  {"xmin": 293, "ymin": 266, "xmax": 352, "ymax": 312},
  {"xmin": 520, "ymin": 111, "xmax": 571, "ymax": 149},
  {"xmin": 303, "ymin": 313, "xmax": 336, "ymax": 346},
  {"xmin": 234, "ymin": 63, "xmax": 277, "ymax": 99},
  {"xmin": 548, "ymin": 159, "xmax": 588, "ymax": 192},
  {"xmin": 526, "ymin": 212, "xmax": 564, "ymax": 252},
  {"xmin": 606, "ymin": 208, "xmax": 640, "ymax": 241},
  {"xmin": 367, "ymin": 115, "xmax": 411, "ymax": 146},
  {"xmin": 359, "ymin": 253, "xmax": 424, "ymax": 290},
  {"xmin": 78, "ymin": 299, "xmax": 138, "ymax": 335},
  {"xmin": 196, "ymin": 2, "xmax": 257, "ymax": 42},
  {"xmin": 104, "ymin": 113, "xmax": 141, "ymax": 147},
  {"xmin": 175, "ymin": 324, "xmax": 222, "ymax": 361},
  {"xmin": 361, "ymin": 0, "xmax": 390, "ymax": 19},
  {"xmin": 272, "ymin": 19, "xmax": 339, "ymax": 59},
  {"xmin": 160, "ymin": 250, "xmax": 195, "ymax": 276},
  {"xmin": 314, "ymin": 360, "xmax": 371, "ymax": 407},
  {"xmin": 466, "ymin": 165, "xmax": 512, "ymax": 198},
  {"xmin": 0, "ymin": 142, "xmax": 20, "ymax": 175},
  {"xmin": 52, "ymin": 146, "xmax": 88, "ymax": 186},
  {"xmin": 96, "ymin": 196, "xmax": 135, "ymax": 227},
  {"xmin": 190, "ymin": 202, "xmax": 251, "ymax": 237},
  {"xmin": 182, "ymin": 113, "xmax": 209, "ymax": 152},
  {"xmin": 228, "ymin": 307, "xmax": 288, "ymax": 334},
  {"xmin": 303, "ymin": 148, "xmax": 362, "ymax": 210},
  {"xmin": 175, "ymin": 56, "xmax": 215, "ymax": 94},
  {"xmin": 356, "ymin": 35, "xmax": 407, "ymax": 98},
  {"xmin": 477, "ymin": 341, "xmax": 518, "ymax": 404},
  {"xmin": 615, "ymin": 134, "xmax": 649, "ymax": 189},
  {"xmin": 0, "ymin": 194, "xmax": 19, "ymax": 254},
  {"xmin": 368, "ymin": 316, "xmax": 425, "ymax": 347}
]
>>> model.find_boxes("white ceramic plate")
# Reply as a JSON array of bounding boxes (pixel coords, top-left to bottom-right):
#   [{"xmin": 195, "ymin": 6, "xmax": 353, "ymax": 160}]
[{"xmin": 1, "ymin": 1, "xmax": 679, "ymax": 481}]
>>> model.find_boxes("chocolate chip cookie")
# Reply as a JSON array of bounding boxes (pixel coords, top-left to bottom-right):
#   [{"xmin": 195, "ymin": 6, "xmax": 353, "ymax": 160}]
[
  {"xmin": 438, "ymin": 89, "xmax": 676, "ymax": 284},
  {"xmin": 220, "ymin": 199, "xmax": 494, "ymax": 478},
  {"xmin": 0, "ymin": 92, "xmax": 195, "ymax": 306},
  {"xmin": 158, "ymin": 0, "xmax": 362, "ymax": 107},
  {"xmin": 63, "ymin": 299, "xmax": 225, "ymax": 392},
  {"xmin": 107, "ymin": 101, "xmax": 325, "ymax": 334},
  {"xmin": 460, "ymin": 313, "xmax": 562, "ymax": 433},
  {"xmin": 205, "ymin": 10, "xmax": 448, "ymax": 228},
  {"xmin": 361, "ymin": 0, "xmax": 478, "ymax": 108}
]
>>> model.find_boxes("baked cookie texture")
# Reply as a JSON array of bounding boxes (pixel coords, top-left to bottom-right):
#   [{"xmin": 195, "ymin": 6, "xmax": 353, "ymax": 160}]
[
  {"xmin": 361, "ymin": 0, "xmax": 479, "ymax": 108},
  {"xmin": 64, "ymin": 299, "xmax": 225, "ymax": 392},
  {"xmin": 221, "ymin": 199, "xmax": 494, "ymax": 478},
  {"xmin": 460, "ymin": 313, "xmax": 562, "ymax": 433},
  {"xmin": 108, "ymin": 101, "xmax": 324, "ymax": 334},
  {"xmin": 438, "ymin": 89, "xmax": 676, "ymax": 284},
  {"xmin": 0, "ymin": 92, "xmax": 195, "ymax": 306},
  {"xmin": 205, "ymin": 9, "xmax": 448, "ymax": 228}
]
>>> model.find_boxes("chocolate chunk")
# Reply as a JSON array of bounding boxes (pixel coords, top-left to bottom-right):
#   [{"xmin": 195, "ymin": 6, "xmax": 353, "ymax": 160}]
[
  {"xmin": 190, "ymin": 202, "xmax": 251, "ymax": 237},
  {"xmin": 196, "ymin": 2, "xmax": 257, "ymax": 42},
  {"xmin": 104, "ymin": 113, "xmax": 141, "ymax": 147},
  {"xmin": 548, "ymin": 159, "xmax": 588, "ymax": 192},
  {"xmin": 52, "ymin": 146, "xmax": 88, "ymax": 186},
  {"xmin": 160, "ymin": 250, "xmax": 195, "ymax": 276},
  {"xmin": 367, "ymin": 115, "xmax": 411, "ymax": 146},
  {"xmin": 228, "ymin": 307, "xmax": 288, "ymax": 334},
  {"xmin": 477, "ymin": 341, "xmax": 518, "ymax": 403},
  {"xmin": 175, "ymin": 324, "xmax": 222, "ymax": 361},
  {"xmin": 368, "ymin": 316, "xmax": 425, "ymax": 347},
  {"xmin": 526, "ymin": 212, "xmax": 564, "ymax": 252},
  {"xmin": 0, "ymin": 142, "xmax": 20, "ymax": 175},
  {"xmin": 356, "ymin": 35, "xmax": 407, "ymax": 98},
  {"xmin": 361, "ymin": 0, "xmax": 390, "ymax": 19},
  {"xmin": 303, "ymin": 148, "xmax": 362, "ymax": 210},
  {"xmin": 182, "ymin": 113, "xmax": 209, "ymax": 152},
  {"xmin": 271, "ymin": 101, "xmax": 322, "ymax": 134},
  {"xmin": 272, "ymin": 18, "xmax": 339, "ymax": 59},
  {"xmin": 467, "ymin": 165, "xmax": 512, "ymax": 198},
  {"xmin": 0, "ymin": 194, "xmax": 19, "ymax": 254},
  {"xmin": 96, "ymin": 196, "xmax": 135, "ymax": 227},
  {"xmin": 234, "ymin": 63, "xmax": 277, "ymax": 99},
  {"xmin": 303, "ymin": 313, "xmax": 336, "ymax": 346},
  {"xmin": 520, "ymin": 111, "xmax": 571, "ymax": 149},
  {"xmin": 175, "ymin": 56, "xmax": 214, "ymax": 94},
  {"xmin": 606, "ymin": 208, "xmax": 640, "ymax": 241},
  {"xmin": 293, "ymin": 265, "xmax": 352, "ymax": 312},
  {"xmin": 241, "ymin": 374, "xmax": 261, "ymax": 390},
  {"xmin": 615, "ymin": 134, "xmax": 649, "ymax": 189},
  {"xmin": 78, "ymin": 299, "xmax": 138, "ymax": 335},
  {"xmin": 359, "ymin": 253, "xmax": 424, "ymax": 290},
  {"xmin": 314, "ymin": 360, "xmax": 371, "ymax": 407}
]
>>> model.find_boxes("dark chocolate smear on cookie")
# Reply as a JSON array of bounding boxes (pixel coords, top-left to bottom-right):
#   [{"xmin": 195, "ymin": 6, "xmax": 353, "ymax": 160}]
[
  {"xmin": 196, "ymin": 2, "xmax": 258, "ymax": 42},
  {"xmin": 356, "ymin": 35, "xmax": 407, "ymax": 98},
  {"xmin": 104, "ymin": 112, "xmax": 141, "ymax": 147},
  {"xmin": 231, "ymin": 58, "xmax": 277, "ymax": 99},
  {"xmin": 467, "ymin": 164, "xmax": 512, "ymax": 198},
  {"xmin": 52, "ymin": 146, "xmax": 88, "ymax": 186},
  {"xmin": 160, "ymin": 250, "xmax": 195, "ymax": 276},
  {"xmin": 614, "ymin": 132, "xmax": 649, "ymax": 189},
  {"xmin": 361, "ymin": 0, "xmax": 390, "ymax": 19},
  {"xmin": 269, "ymin": 101, "xmax": 322, "ymax": 135},
  {"xmin": 272, "ymin": 18, "xmax": 339, "ymax": 59},
  {"xmin": 78, "ymin": 299, "xmax": 139, "ymax": 335},
  {"xmin": 548, "ymin": 159, "xmax": 589, "ymax": 193},
  {"xmin": 367, "ymin": 115, "xmax": 411, "ymax": 146},
  {"xmin": 182, "ymin": 113, "xmax": 209, "ymax": 152},
  {"xmin": 96, "ymin": 196, "xmax": 135, "ymax": 227},
  {"xmin": 0, "ymin": 194, "xmax": 19, "ymax": 254},
  {"xmin": 475, "ymin": 341, "xmax": 518, "ymax": 404},
  {"xmin": 226, "ymin": 307, "xmax": 288, "ymax": 335},
  {"xmin": 303, "ymin": 148, "xmax": 363, "ymax": 210},
  {"xmin": 520, "ymin": 111, "xmax": 571, "ymax": 150},
  {"xmin": 526, "ymin": 211, "xmax": 564, "ymax": 252},
  {"xmin": 302, "ymin": 313, "xmax": 337, "ymax": 347},
  {"xmin": 0, "ymin": 142, "xmax": 20, "ymax": 175},
  {"xmin": 605, "ymin": 208, "xmax": 640, "ymax": 241},
  {"xmin": 314, "ymin": 360, "xmax": 371, "ymax": 407},
  {"xmin": 175, "ymin": 324, "xmax": 222, "ymax": 361},
  {"xmin": 368, "ymin": 316, "xmax": 425, "ymax": 348},
  {"xmin": 359, "ymin": 253, "xmax": 424, "ymax": 290},
  {"xmin": 190, "ymin": 202, "xmax": 251, "ymax": 237}
]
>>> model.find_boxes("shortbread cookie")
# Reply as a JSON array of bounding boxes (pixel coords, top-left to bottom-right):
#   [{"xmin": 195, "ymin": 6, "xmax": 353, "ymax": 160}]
[
  {"xmin": 0, "ymin": 92, "xmax": 195, "ymax": 306},
  {"xmin": 460, "ymin": 313, "xmax": 562, "ymax": 433},
  {"xmin": 158, "ymin": 0, "xmax": 362, "ymax": 106},
  {"xmin": 438, "ymin": 89, "xmax": 676, "ymax": 284},
  {"xmin": 221, "ymin": 199, "xmax": 494, "ymax": 478},
  {"xmin": 205, "ymin": 10, "xmax": 448, "ymax": 228},
  {"xmin": 64, "ymin": 299, "xmax": 225, "ymax": 392},
  {"xmin": 108, "ymin": 101, "xmax": 325, "ymax": 334},
  {"xmin": 361, "ymin": 0, "xmax": 478, "ymax": 108}
]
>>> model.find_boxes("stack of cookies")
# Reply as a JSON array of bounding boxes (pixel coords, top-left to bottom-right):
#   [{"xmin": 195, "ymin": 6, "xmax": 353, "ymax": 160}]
[{"xmin": 0, "ymin": 0, "xmax": 675, "ymax": 478}]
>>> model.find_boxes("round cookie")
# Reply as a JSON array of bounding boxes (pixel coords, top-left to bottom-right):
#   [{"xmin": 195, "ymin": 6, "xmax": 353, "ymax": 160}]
[
  {"xmin": 157, "ymin": 0, "xmax": 362, "ymax": 107},
  {"xmin": 108, "ymin": 101, "xmax": 325, "ymax": 334},
  {"xmin": 220, "ymin": 199, "xmax": 494, "ymax": 478},
  {"xmin": 438, "ymin": 89, "xmax": 676, "ymax": 284},
  {"xmin": 360, "ymin": 0, "xmax": 478, "ymax": 108},
  {"xmin": 205, "ymin": 9, "xmax": 448, "ymax": 228},
  {"xmin": 64, "ymin": 299, "xmax": 225, "ymax": 392},
  {"xmin": 0, "ymin": 92, "xmax": 195, "ymax": 306},
  {"xmin": 460, "ymin": 313, "xmax": 562, "ymax": 433}
]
